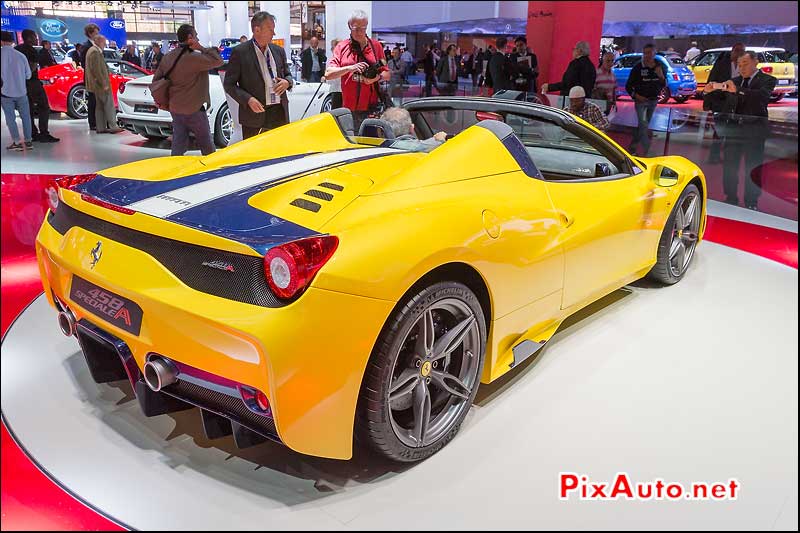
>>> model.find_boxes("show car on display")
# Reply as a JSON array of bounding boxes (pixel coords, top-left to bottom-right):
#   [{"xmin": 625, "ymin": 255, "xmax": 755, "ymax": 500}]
[
  {"xmin": 613, "ymin": 52, "xmax": 697, "ymax": 104},
  {"xmin": 117, "ymin": 72, "xmax": 333, "ymax": 147},
  {"xmin": 39, "ymin": 59, "xmax": 150, "ymax": 118},
  {"xmin": 688, "ymin": 47, "xmax": 796, "ymax": 101},
  {"xmin": 36, "ymin": 97, "xmax": 707, "ymax": 463}
]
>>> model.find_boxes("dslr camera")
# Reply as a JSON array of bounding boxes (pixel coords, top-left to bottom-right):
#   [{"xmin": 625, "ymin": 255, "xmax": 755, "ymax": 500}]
[{"xmin": 362, "ymin": 62, "xmax": 381, "ymax": 80}]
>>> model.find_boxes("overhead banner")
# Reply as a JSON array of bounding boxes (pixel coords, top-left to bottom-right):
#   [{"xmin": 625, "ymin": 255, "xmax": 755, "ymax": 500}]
[{"xmin": 1, "ymin": 13, "xmax": 127, "ymax": 46}]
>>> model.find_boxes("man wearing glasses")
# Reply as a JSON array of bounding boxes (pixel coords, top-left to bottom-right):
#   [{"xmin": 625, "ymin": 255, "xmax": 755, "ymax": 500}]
[{"xmin": 325, "ymin": 9, "xmax": 389, "ymax": 130}]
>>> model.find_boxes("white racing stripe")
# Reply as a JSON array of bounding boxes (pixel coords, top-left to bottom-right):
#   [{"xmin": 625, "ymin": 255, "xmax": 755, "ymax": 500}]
[{"xmin": 127, "ymin": 147, "xmax": 399, "ymax": 218}]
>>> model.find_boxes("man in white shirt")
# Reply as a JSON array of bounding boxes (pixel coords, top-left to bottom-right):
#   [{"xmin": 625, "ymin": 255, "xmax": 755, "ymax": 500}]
[
  {"xmin": 1, "ymin": 31, "xmax": 33, "ymax": 150},
  {"xmin": 684, "ymin": 41, "xmax": 701, "ymax": 63}
]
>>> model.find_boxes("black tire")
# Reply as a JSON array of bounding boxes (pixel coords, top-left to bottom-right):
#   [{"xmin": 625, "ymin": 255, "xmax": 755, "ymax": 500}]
[
  {"xmin": 657, "ymin": 86, "xmax": 672, "ymax": 105},
  {"xmin": 356, "ymin": 281, "xmax": 486, "ymax": 463},
  {"xmin": 66, "ymin": 84, "xmax": 88, "ymax": 119},
  {"xmin": 672, "ymin": 95, "xmax": 690, "ymax": 104},
  {"xmin": 214, "ymin": 103, "xmax": 231, "ymax": 147},
  {"xmin": 320, "ymin": 94, "xmax": 334, "ymax": 113},
  {"xmin": 648, "ymin": 184, "xmax": 702, "ymax": 285}
]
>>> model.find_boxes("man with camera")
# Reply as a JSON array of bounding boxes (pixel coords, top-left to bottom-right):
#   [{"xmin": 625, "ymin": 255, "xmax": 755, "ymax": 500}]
[{"xmin": 325, "ymin": 9, "xmax": 389, "ymax": 131}]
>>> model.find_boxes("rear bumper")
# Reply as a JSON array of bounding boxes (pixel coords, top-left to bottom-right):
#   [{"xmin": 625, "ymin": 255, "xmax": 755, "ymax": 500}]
[
  {"xmin": 117, "ymin": 114, "xmax": 173, "ymax": 137},
  {"xmin": 36, "ymin": 214, "xmax": 395, "ymax": 459}
]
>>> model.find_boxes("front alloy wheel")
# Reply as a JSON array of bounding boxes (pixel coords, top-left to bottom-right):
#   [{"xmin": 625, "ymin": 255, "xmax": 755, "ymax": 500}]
[
  {"xmin": 357, "ymin": 282, "xmax": 486, "ymax": 462},
  {"xmin": 67, "ymin": 85, "xmax": 88, "ymax": 119},
  {"xmin": 648, "ymin": 184, "xmax": 702, "ymax": 284}
]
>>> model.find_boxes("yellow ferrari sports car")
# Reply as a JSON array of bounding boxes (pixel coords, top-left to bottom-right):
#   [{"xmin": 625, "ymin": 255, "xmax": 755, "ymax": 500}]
[{"xmin": 36, "ymin": 97, "xmax": 707, "ymax": 462}]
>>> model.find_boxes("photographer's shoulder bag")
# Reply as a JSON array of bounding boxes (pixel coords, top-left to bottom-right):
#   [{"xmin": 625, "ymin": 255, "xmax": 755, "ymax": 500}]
[{"xmin": 150, "ymin": 46, "xmax": 189, "ymax": 111}]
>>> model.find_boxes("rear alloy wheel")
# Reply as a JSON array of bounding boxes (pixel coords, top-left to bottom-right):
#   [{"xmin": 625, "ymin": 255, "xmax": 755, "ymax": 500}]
[
  {"xmin": 357, "ymin": 281, "xmax": 486, "ymax": 462},
  {"xmin": 672, "ymin": 95, "xmax": 690, "ymax": 104},
  {"xmin": 214, "ymin": 104, "xmax": 232, "ymax": 147},
  {"xmin": 648, "ymin": 184, "xmax": 702, "ymax": 284},
  {"xmin": 658, "ymin": 86, "xmax": 672, "ymax": 105},
  {"xmin": 320, "ymin": 94, "xmax": 334, "ymax": 113},
  {"xmin": 67, "ymin": 84, "xmax": 88, "ymax": 119}
]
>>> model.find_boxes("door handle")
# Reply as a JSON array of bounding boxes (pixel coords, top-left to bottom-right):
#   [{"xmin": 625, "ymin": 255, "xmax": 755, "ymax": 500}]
[{"xmin": 559, "ymin": 212, "xmax": 575, "ymax": 228}]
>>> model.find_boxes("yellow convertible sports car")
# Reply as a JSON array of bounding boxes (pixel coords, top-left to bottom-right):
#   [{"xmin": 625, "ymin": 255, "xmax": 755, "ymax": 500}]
[{"xmin": 36, "ymin": 98, "xmax": 707, "ymax": 462}]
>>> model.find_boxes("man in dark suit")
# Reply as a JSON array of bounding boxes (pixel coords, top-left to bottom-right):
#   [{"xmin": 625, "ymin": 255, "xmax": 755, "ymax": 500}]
[
  {"xmin": 488, "ymin": 37, "xmax": 513, "ymax": 92},
  {"xmin": 713, "ymin": 51, "xmax": 777, "ymax": 210},
  {"xmin": 704, "ymin": 43, "xmax": 745, "ymax": 163},
  {"xmin": 423, "ymin": 45, "xmax": 436, "ymax": 97},
  {"xmin": 300, "ymin": 35, "xmax": 326, "ymax": 82},
  {"xmin": 435, "ymin": 44, "xmax": 459, "ymax": 96},
  {"xmin": 223, "ymin": 11, "xmax": 293, "ymax": 140}
]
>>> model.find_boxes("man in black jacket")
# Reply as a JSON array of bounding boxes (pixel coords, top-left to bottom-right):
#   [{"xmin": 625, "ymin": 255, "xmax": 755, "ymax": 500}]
[
  {"xmin": 624, "ymin": 43, "xmax": 665, "ymax": 156},
  {"xmin": 488, "ymin": 37, "xmax": 513, "ymax": 92},
  {"xmin": 509, "ymin": 36, "xmax": 538, "ymax": 93},
  {"xmin": 15, "ymin": 30, "xmax": 59, "ymax": 142},
  {"xmin": 300, "ymin": 36, "xmax": 326, "ymax": 82},
  {"xmin": 37, "ymin": 40, "xmax": 57, "ymax": 68},
  {"xmin": 423, "ymin": 45, "xmax": 436, "ymax": 97},
  {"xmin": 541, "ymin": 40, "xmax": 596, "ymax": 98},
  {"xmin": 223, "ymin": 11, "xmax": 293, "ymax": 139},
  {"xmin": 704, "ymin": 43, "xmax": 744, "ymax": 163},
  {"xmin": 713, "ymin": 51, "xmax": 777, "ymax": 210}
]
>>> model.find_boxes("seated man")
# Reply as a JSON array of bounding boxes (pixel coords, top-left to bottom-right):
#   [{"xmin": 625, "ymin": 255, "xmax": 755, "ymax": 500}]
[
  {"xmin": 566, "ymin": 86, "xmax": 609, "ymax": 131},
  {"xmin": 380, "ymin": 107, "xmax": 447, "ymax": 146}
]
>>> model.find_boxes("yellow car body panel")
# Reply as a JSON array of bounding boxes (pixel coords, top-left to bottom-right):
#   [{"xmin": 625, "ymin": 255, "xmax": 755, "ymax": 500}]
[{"xmin": 36, "ymin": 105, "xmax": 706, "ymax": 459}]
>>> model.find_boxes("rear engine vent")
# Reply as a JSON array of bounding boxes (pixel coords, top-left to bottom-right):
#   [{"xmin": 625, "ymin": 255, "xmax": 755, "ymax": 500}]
[
  {"xmin": 305, "ymin": 189, "xmax": 333, "ymax": 201},
  {"xmin": 318, "ymin": 182, "xmax": 344, "ymax": 192},
  {"xmin": 290, "ymin": 198, "xmax": 321, "ymax": 212}
]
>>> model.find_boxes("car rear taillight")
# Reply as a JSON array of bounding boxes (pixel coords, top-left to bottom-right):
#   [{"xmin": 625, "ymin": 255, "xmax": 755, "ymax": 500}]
[
  {"xmin": 263, "ymin": 236, "xmax": 339, "ymax": 300},
  {"xmin": 672, "ymin": 73, "xmax": 679, "ymax": 81},
  {"xmin": 238, "ymin": 385, "xmax": 272, "ymax": 416},
  {"xmin": 45, "ymin": 173, "xmax": 97, "ymax": 212},
  {"xmin": 761, "ymin": 66, "xmax": 773, "ymax": 74},
  {"xmin": 119, "ymin": 81, "xmax": 126, "ymax": 94},
  {"xmin": 80, "ymin": 194, "xmax": 135, "ymax": 215}
]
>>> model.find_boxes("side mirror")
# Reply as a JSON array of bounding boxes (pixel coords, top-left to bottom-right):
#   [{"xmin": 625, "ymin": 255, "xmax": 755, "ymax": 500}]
[
  {"xmin": 595, "ymin": 162, "xmax": 613, "ymax": 177},
  {"xmin": 654, "ymin": 165, "xmax": 680, "ymax": 187}
]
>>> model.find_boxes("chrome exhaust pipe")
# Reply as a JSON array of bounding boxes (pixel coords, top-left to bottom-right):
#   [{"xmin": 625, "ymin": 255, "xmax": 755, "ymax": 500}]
[
  {"xmin": 57, "ymin": 308, "xmax": 76, "ymax": 337},
  {"xmin": 143, "ymin": 356, "xmax": 179, "ymax": 392}
]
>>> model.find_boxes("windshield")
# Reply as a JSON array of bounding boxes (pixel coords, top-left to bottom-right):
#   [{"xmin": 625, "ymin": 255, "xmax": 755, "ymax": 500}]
[{"xmin": 347, "ymin": 136, "xmax": 438, "ymax": 153}]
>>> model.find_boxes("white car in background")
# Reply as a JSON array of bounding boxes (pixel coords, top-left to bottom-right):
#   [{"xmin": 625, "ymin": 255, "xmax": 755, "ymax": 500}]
[{"xmin": 116, "ymin": 71, "xmax": 333, "ymax": 147}]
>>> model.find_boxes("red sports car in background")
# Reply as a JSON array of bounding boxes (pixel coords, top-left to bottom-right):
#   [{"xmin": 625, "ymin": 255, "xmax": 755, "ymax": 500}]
[{"xmin": 38, "ymin": 60, "xmax": 151, "ymax": 119}]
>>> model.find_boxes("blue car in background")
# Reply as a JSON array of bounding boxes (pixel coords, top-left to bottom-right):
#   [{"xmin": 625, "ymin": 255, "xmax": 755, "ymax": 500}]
[
  {"xmin": 218, "ymin": 38, "xmax": 242, "ymax": 62},
  {"xmin": 613, "ymin": 53, "xmax": 696, "ymax": 104}
]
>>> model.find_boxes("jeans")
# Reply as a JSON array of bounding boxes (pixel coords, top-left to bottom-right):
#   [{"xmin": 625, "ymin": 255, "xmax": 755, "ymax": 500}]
[
  {"xmin": 1, "ymin": 95, "xmax": 33, "ymax": 142},
  {"xmin": 632, "ymin": 99, "xmax": 658, "ymax": 154},
  {"xmin": 171, "ymin": 108, "xmax": 215, "ymax": 156},
  {"xmin": 309, "ymin": 71, "xmax": 323, "ymax": 83},
  {"xmin": 25, "ymin": 79, "xmax": 49, "ymax": 136}
]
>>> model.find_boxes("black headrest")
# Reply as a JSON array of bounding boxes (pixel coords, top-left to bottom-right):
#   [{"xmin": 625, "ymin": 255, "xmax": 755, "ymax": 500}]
[
  {"xmin": 328, "ymin": 108, "xmax": 355, "ymax": 136},
  {"xmin": 357, "ymin": 118, "xmax": 396, "ymax": 139}
]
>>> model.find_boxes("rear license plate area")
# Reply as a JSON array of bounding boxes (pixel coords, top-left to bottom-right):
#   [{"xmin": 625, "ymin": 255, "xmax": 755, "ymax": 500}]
[
  {"xmin": 134, "ymin": 104, "xmax": 159, "ymax": 113},
  {"xmin": 70, "ymin": 275, "xmax": 143, "ymax": 336}
]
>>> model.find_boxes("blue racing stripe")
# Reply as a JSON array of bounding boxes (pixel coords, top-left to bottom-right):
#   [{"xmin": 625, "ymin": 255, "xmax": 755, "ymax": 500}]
[
  {"xmin": 74, "ymin": 153, "xmax": 316, "ymax": 206},
  {"xmin": 166, "ymin": 149, "xmax": 409, "ymax": 254}
]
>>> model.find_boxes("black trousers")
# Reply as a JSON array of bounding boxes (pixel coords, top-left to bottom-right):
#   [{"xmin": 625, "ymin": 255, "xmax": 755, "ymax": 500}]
[
  {"xmin": 87, "ymin": 91, "xmax": 96, "ymax": 129},
  {"xmin": 242, "ymin": 104, "xmax": 288, "ymax": 139},
  {"xmin": 722, "ymin": 134, "xmax": 766, "ymax": 206},
  {"xmin": 26, "ymin": 79, "xmax": 50, "ymax": 136},
  {"xmin": 424, "ymin": 73, "xmax": 436, "ymax": 97}
]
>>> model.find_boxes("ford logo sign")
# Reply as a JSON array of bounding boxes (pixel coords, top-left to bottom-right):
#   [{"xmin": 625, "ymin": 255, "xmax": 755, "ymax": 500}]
[
  {"xmin": 39, "ymin": 19, "xmax": 68, "ymax": 38},
  {"xmin": 109, "ymin": 20, "xmax": 125, "ymax": 29}
]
